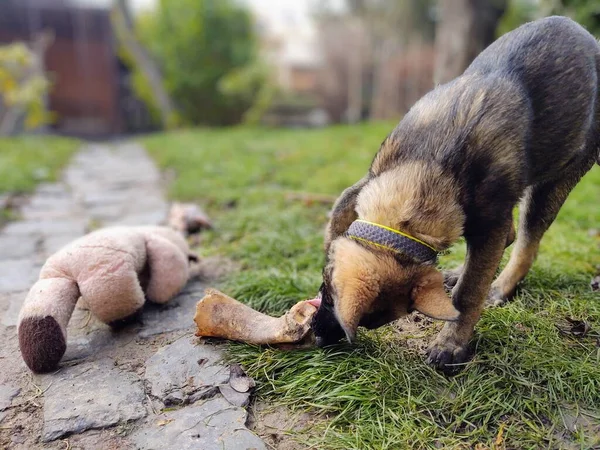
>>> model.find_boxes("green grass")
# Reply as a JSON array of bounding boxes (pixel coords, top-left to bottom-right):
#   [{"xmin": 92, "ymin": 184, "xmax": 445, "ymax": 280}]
[
  {"xmin": 143, "ymin": 124, "xmax": 600, "ymax": 449},
  {"xmin": 0, "ymin": 136, "xmax": 80, "ymax": 195}
]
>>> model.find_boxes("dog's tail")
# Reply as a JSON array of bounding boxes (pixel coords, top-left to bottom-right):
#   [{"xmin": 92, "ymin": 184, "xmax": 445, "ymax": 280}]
[{"xmin": 17, "ymin": 278, "xmax": 80, "ymax": 373}]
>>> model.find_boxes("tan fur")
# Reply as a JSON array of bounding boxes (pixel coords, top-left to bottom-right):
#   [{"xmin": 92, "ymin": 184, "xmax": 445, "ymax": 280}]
[
  {"xmin": 370, "ymin": 137, "xmax": 398, "ymax": 175},
  {"xmin": 506, "ymin": 218, "xmax": 516, "ymax": 247},
  {"xmin": 324, "ymin": 177, "xmax": 369, "ymax": 252},
  {"xmin": 408, "ymin": 75, "xmax": 483, "ymax": 129},
  {"xmin": 411, "ymin": 269, "xmax": 460, "ymax": 320},
  {"xmin": 329, "ymin": 238, "xmax": 457, "ymax": 339},
  {"xmin": 330, "ymin": 239, "xmax": 389, "ymax": 339},
  {"xmin": 356, "ymin": 162, "xmax": 465, "ymax": 250},
  {"xmin": 490, "ymin": 242, "xmax": 538, "ymax": 302}
]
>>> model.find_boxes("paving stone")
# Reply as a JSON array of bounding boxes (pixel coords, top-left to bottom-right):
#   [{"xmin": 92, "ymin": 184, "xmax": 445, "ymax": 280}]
[
  {"xmin": 63, "ymin": 326, "xmax": 115, "ymax": 363},
  {"xmin": 219, "ymin": 384, "xmax": 251, "ymax": 407},
  {"xmin": 42, "ymin": 234, "xmax": 82, "ymax": 256},
  {"xmin": 41, "ymin": 358, "xmax": 147, "ymax": 442},
  {"xmin": 138, "ymin": 281, "xmax": 206, "ymax": 338},
  {"xmin": 0, "ymin": 259, "xmax": 36, "ymax": 293},
  {"xmin": 0, "ymin": 291, "xmax": 27, "ymax": 327},
  {"xmin": 144, "ymin": 336, "xmax": 229, "ymax": 406},
  {"xmin": 0, "ymin": 142, "xmax": 259, "ymax": 448},
  {"xmin": 0, "ymin": 384, "xmax": 20, "ymax": 411},
  {"xmin": 83, "ymin": 191, "xmax": 132, "ymax": 207},
  {"xmin": 130, "ymin": 396, "xmax": 265, "ymax": 450},
  {"xmin": 25, "ymin": 195, "xmax": 74, "ymax": 211},
  {"xmin": 0, "ymin": 235, "xmax": 37, "ymax": 260},
  {"xmin": 108, "ymin": 208, "xmax": 169, "ymax": 228},
  {"xmin": 86, "ymin": 204, "xmax": 125, "ymax": 222},
  {"xmin": 2, "ymin": 219, "xmax": 86, "ymax": 237},
  {"xmin": 34, "ymin": 183, "xmax": 69, "ymax": 196},
  {"xmin": 20, "ymin": 206, "xmax": 78, "ymax": 221}
]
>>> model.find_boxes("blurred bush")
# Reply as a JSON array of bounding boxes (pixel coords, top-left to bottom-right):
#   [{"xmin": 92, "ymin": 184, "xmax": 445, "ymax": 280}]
[
  {"xmin": 499, "ymin": 0, "xmax": 600, "ymax": 38},
  {"xmin": 497, "ymin": 0, "xmax": 538, "ymax": 36},
  {"xmin": 133, "ymin": 0, "xmax": 268, "ymax": 126},
  {"xmin": 0, "ymin": 42, "xmax": 53, "ymax": 136},
  {"xmin": 542, "ymin": 0, "xmax": 600, "ymax": 36}
]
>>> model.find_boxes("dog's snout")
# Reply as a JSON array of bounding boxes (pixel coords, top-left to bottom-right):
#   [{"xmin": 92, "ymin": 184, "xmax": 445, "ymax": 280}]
[{"xmin": 311, "ymin": 303, "xmax": 345, "ymax": 347}]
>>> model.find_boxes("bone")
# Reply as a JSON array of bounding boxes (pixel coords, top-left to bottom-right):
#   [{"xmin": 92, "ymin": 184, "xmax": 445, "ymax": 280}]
[{"xmin": 194, "ymin": 289, "xmax": 317, "ymax": 345}]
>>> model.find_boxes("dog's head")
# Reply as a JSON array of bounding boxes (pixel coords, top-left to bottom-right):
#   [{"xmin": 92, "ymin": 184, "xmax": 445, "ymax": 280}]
[{"xmin": 311, "ymin": 237, "xmax": 459, "ymax": 347}]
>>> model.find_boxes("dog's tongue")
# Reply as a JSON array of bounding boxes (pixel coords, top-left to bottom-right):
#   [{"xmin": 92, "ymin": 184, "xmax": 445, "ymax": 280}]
[{"xmin": 306, "ymin": 297, "xmax": 321, "ymax": 308}]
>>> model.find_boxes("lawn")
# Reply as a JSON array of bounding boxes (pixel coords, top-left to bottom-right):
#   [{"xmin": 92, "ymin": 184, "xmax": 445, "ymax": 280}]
[
  {"xmin": 0, "ymin": 135, "xmax": 80, "ymax": 195},
  {"xmin": 143, "ymin": 124, "xmax": 600, "ymax": 449}
]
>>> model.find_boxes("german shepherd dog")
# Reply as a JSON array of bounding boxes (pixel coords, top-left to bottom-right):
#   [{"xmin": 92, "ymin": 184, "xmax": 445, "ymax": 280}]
[{"xmin": 311, "ymin": 16, "xmax": 600, "ymax": 372}]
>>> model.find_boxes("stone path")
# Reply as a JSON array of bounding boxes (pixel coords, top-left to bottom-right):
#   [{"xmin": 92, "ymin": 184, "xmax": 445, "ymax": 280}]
[{"xmin": 0, "ymin": 143, "xmax": 266, "ymax": 449}]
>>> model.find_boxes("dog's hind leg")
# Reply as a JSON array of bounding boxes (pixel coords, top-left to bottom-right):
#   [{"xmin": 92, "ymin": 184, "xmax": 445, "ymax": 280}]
[
  {"xmin": 324, "ymin": 176, "xmax": 370, "ymax": 252},
  {"xmin": 428, "ymin": 218, "xmax": 512, "ymax": 372},
  {"xmin": 488, "ymin": 164, "xmax": 593, "ymax": 305},
  {"xmin": 443, "ymin": 217, "xmax": 515, "ymax": 291}
]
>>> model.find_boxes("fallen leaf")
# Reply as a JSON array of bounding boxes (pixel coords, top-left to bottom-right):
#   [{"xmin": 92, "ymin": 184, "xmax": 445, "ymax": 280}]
[
  {"xmin": 557, "ymin": 317, "xmax": 592, "ymax": 338},
  {"xmin": 494, "ymin": 422, "xmax": 505, "ymax": 449},
  {"xmin": 514, "ymin": 323, "xmax": 531, "ymax": 333},
  {"xmin": 156, "ymin": 419, "xmax": 174, "ymax": 427}
]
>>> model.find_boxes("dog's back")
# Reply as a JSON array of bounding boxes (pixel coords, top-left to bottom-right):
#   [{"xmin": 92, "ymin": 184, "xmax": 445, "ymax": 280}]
[
  {"xmin": 372, "ymin": 16, "xmax": 600, "ymax": 217},
  {"xmin": 466, "ymin": 16, "xmax": 600, "ymax": 178}
]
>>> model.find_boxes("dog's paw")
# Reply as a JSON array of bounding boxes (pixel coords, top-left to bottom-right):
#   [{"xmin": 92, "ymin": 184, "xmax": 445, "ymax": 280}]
[
  {"xmin": 426, "ymin": 339, "xmax": 472, "ymax": 374},
  {"xmin": 485, "ymin": 286, "xmax": 511, "ymax": 307}
]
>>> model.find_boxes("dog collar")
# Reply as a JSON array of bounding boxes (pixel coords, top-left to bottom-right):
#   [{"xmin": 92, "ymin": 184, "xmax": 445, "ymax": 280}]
[{"xmin": 346, "ymin": 219, "xmax": 438, "ymax": 263}]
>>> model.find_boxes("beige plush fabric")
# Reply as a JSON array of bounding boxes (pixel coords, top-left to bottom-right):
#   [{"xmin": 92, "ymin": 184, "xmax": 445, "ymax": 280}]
[{"xmin": 18, "ymin": 226, "xmax": 192, "ymax": 373}]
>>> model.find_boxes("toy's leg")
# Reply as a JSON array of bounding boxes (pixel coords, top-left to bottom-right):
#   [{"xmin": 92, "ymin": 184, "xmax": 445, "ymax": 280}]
[
  {"xmin": 144, "ymin": 234, "xmax": 189, "ymax": 304},
  {"xmin": 78, "ymin": 261, "xmax": 146, "ymax": 324},
  {"xmin": 18, "ymin": 278, "xmax": 80, "ymax": 372}
]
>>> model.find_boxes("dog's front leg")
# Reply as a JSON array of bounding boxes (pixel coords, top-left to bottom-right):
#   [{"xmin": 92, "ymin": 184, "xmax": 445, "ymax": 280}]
[
  {"xmin": 324, "ymin": 176, "xmax": 369, "ymax": 252},
  {"xmin": 442, "ymin": 217, "xmax": 515, "ymax": 290},
  {"xmin": 427, "ymin": 221, "xmax": 511, "ymax": 373}
]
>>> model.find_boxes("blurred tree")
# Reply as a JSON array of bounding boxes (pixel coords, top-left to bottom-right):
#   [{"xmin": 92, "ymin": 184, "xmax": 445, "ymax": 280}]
[
  {"xmin": 136, "ymin": 0, "xmax": 264, "ymax": 126},
  {"xmin": 218, "ymin": 61, "xmax": 276, "ymax": 125},
  {"xmin": 315, "ymin": 0, "xmax": 436, "ymax": 121},
  {"xmin": 112, "ymin": 0, "xmax": 176, "ymax": 128},
  {"xmin": 434, "ymin": 0, "xmax": 508, "ymax": 84},
  {"xmin": 0, "ymin": 37, "xmax": 53, "ymax": 136}
]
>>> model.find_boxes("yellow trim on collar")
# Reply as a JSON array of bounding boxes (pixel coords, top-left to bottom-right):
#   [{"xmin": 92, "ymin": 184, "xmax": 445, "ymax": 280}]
[
  {"xmin": 355, "ymin": 219, "xmax": 437, "ymax": 252},
  {"xmin": 348, "ymin": 235, "xmax": 401, "ymax": 254}
]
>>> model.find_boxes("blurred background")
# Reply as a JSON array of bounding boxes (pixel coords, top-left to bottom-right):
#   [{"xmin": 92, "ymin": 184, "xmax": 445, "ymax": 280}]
[{"xmin": 0, "ymin": 0, "xmax": 599, "ymax": 138}]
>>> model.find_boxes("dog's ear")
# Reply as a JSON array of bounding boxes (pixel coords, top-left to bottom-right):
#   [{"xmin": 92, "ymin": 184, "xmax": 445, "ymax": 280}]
[
  {"xmin": 334, "ymin": 281, "xmax": 377, "ymax": 342},
  {"xmin": 330, "ymin": 240, "xmax": 381, "ymax": 341},
  {"xmin": 411, "ymin": 268, "xmax": 460, "ymax": 321}
]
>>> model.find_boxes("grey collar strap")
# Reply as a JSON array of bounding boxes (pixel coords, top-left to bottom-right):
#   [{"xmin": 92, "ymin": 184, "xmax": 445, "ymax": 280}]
[{"xmin": 346, "ymin": 219, "xmax": 438, "ymax": 263}]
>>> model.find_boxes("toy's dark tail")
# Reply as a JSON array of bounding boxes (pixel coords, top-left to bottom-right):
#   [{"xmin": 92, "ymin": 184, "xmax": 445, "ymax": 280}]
[{"xmin": 17, "ymin": 278, "xmax": 80, "ymax": 373}]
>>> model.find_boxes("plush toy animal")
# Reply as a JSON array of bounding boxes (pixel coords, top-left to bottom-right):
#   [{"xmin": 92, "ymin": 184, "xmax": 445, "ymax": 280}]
[{"xmin": 18, "ymin": 226, "xmax": 196, "ymax": 373}]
